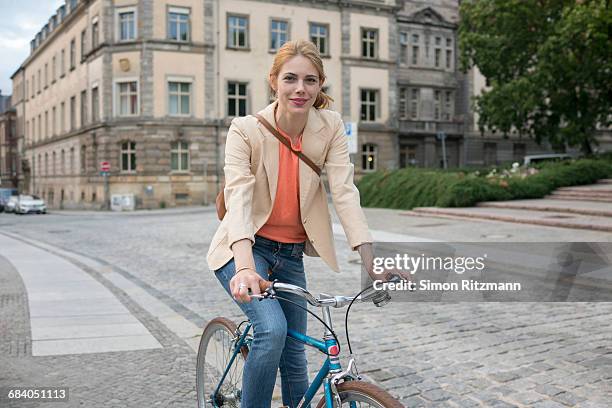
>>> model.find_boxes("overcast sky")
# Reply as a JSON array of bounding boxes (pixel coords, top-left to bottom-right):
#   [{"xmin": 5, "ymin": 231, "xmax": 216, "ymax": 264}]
[{"xmin": 0, "ymin": 0, "xmax": 65, "ymax": 96}]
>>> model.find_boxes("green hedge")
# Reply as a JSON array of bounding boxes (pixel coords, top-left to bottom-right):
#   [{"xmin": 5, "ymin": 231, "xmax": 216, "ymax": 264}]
[{"xmin": 357, "ymin": 159, "xmax": 612, "ymax": 209}]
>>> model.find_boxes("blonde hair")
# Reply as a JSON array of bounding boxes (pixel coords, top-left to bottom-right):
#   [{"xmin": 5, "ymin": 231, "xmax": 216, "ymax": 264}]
[{"xmin": 269, "ymin": 39, "xmax": 333, "ymax": 109}]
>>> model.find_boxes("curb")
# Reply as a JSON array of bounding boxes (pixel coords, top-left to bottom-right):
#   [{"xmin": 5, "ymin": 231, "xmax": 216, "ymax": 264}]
[
  {"xmin": 411, "ymin": 208, "xmax": 612, "ymax": 233},
  {"xmin": 476, "ymin": 202, "xmax": 612, "ymax": 218}
]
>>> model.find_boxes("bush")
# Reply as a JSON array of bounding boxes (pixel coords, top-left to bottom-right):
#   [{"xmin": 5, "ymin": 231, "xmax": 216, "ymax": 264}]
[{"xmin": 357, "ymin": 158, "xmax": 612, "ymax": 209}]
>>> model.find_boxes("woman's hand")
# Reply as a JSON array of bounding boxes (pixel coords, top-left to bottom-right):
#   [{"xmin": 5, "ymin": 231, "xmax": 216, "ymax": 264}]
[
  {"xmin": 356, "ymin": 243, "xmax": 411, "ymax": 282},
  {"xmin": 230, "ymin": 268, "xmax": 264, "ymax": 303}
]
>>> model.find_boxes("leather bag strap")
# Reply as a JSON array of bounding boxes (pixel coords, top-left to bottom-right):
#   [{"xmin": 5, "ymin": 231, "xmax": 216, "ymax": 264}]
[{"xmin": 254, "ymin": 113, "xmax": 322, "ymax": 177}]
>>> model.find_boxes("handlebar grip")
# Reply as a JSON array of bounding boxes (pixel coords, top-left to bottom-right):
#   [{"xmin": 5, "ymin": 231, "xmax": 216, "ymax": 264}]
[{"xmin": 258, "ymin": 280, "xmax": 273, "ymax": 292}]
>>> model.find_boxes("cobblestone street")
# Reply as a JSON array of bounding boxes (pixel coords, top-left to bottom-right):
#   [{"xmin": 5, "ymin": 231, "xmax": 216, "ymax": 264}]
[{"xmin": 1, "ymin": 207, "xmax": 611, "ymax": 407}]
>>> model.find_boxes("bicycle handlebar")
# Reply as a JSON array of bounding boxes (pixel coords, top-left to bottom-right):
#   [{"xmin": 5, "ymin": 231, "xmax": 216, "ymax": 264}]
[{"xmin": 254, "ymin": 279, "xmax": 394, "ymax": 308}]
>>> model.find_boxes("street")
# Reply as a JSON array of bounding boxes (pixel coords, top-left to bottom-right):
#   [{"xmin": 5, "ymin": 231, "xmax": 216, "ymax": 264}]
[{"xmin": 1, "ymin": 207, "xmax": 611, "ymax": 407}]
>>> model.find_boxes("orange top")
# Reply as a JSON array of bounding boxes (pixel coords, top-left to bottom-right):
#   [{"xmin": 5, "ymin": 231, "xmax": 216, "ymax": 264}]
[{"xmin": 257, "ymin": 125, "xmax": 308, "ymax": 243}]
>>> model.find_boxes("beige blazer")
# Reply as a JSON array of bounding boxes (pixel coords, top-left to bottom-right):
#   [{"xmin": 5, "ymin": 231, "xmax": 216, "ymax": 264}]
[{"xmin": 206, "ymin": 101, "xmax": 373, "ymax": 273}]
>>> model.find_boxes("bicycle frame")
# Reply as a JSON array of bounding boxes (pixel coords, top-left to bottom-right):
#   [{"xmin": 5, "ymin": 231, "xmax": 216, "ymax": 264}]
[{"xmin": 213, "ymin": 314, "xmax": 355, "ymax": 408}]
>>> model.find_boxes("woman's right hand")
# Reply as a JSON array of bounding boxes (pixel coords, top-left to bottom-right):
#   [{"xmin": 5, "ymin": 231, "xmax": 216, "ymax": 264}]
[{"xmin": 230, "ymin": 268, "xmax": 264, "ymax": 303}]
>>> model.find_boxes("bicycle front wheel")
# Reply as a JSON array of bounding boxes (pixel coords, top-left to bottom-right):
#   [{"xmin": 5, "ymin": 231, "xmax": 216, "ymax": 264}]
[
  {"xmin": 196, "ymin": 317, "xmax": 249, "ymax": 408},
  {"xmin": 316, "ymin": 381, "xmax": 404, "ymax": 408}
]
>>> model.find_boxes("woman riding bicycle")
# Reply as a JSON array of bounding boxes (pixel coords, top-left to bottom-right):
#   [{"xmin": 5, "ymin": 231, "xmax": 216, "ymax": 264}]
[{"xmin": 206, "ymin": 39, "xmax": 384, "ymax": 408}]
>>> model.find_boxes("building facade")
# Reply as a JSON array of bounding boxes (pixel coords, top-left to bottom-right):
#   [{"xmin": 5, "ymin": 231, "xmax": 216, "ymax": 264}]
[
  {"xmin": 13, "ymin": 0, "xmax": 588, "ymax": 209},
  {"xmin": 0, "ymin": 93, "xmax": 18, "ymax": 189}
]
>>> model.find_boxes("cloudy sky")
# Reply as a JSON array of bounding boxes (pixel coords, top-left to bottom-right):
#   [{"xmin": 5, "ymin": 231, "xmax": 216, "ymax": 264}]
[{"xmin": 0, "ymin": 0, "xmax": 65, "ymax": 96}]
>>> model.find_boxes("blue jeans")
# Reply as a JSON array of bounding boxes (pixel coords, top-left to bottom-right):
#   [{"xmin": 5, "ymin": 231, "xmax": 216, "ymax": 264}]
[{"xmin": 215, "ymin": 235, "xmax": 310, "ymax": 408}]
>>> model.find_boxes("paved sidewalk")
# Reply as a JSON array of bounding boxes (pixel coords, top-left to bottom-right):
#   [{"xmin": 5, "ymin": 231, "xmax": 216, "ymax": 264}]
[{"xmin": 0, "ymin": 233, "xmax": 198, "ymax": 407}]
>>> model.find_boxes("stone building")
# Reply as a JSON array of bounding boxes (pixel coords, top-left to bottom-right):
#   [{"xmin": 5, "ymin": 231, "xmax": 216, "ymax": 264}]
[
  {"xmin": 0, "ymin": 92, "xmax": 18, "ymax": 189},
  {"xmin": 12, "ymin": 0, "xmax": 589, "ymax": 209}
]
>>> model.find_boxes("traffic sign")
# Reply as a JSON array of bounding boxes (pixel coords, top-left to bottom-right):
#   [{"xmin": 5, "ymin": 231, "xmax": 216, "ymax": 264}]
[
  {"xmin": 344, "ymin": 122, "xmax": 358, "ymax": 154},
  {"xmin": 100, "ymin": 161, "xmax": 110, "ymax": 172}
]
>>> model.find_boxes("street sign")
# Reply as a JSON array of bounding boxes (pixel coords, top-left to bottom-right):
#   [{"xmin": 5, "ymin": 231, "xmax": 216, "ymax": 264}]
[
  {"xmin": 100, "ymin": 161, "xmax": 110, "ymax": 172},
  {"xmin": 99, "ymin": 171, "xmax": 109, "ymax": 177},
  {"xmin": 344, "ymin": 122, "xmax": 358, "ymax": 154}
]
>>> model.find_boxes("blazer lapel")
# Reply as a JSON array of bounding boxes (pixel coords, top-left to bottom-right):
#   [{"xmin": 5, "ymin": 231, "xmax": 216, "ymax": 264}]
[{"xmin": 255, "ymin": 101, "xmax": 326, "ymax": 210}]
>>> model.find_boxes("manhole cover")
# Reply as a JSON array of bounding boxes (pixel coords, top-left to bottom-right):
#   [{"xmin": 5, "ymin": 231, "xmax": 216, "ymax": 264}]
[{"xmin": 48, "ymin": 229, "xmax": 71, "ymax": 234}]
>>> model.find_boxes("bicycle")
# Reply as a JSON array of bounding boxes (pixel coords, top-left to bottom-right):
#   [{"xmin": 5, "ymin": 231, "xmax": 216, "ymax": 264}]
[{"xmin": 196, "ymin": 278, "xmax": 404, "ymax": 407}]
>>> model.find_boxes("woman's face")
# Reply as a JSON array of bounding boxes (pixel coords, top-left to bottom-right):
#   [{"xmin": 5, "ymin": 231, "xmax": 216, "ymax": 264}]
[{"xmin": 272, "ymin": 55, "xmax": 323, "ymax": 114}]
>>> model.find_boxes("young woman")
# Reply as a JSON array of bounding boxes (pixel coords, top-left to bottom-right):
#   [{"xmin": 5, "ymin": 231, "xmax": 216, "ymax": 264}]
[{"xmin": 206, "ymin": 39, "xmax": 381, "ymax": 408}]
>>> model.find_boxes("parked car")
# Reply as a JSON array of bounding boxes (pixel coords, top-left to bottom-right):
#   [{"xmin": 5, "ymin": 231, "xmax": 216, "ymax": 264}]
[
  {"xmin": 5, "ymin": 195, "xmax": 19, "ymax": 213},
  {"xmin": 15, "ymin": 195, "xmax": 47, "ymax": 215},
  {"xmin": 523, "ymin": 154, "xmax": 573, "ymax": 166},
  {"xmin": 0, "ymin": 188, "xmax": 18, "ymax": 212}
]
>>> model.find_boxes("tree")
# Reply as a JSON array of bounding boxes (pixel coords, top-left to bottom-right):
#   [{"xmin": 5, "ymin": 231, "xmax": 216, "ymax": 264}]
[{"xmin": 459, "ymin": 0, "xmax": 612, "ymax": 154}]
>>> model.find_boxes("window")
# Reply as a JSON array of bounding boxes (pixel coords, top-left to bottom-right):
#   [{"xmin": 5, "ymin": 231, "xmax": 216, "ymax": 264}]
[
  {"xmin": 270, "ymin": 19, "xmax": 288, "ymax": 51},
  {"xmin": 171, "ymin": 141, "xmax": 189, "ymax": 171},
  {"xmin": 513, "ymin": 143, "xmax": 526, "ymax": 162},
  {"xmin": 52, "ymin": 106, "xmax": 56, "ymax": 136},
  {"xmin": 52, "ymin": 56, "xmax": 56, "ymax": 82},
  {"xmin": 60, "ymin": 49, "xmax": 65, "ymax": 76},
  {"xmin": 45, "ymin": 153, "xmax": 48, "ymax": 176},
  {"xmin": 31, "ymin": 75, "xmax": 35, "ymax": 98},
  {"xmin": 412, "ymin": 46, "xmax": 419, "ymax": 65},
  {"xmin": 118, "ymin": 9, "xmax": 136, "ymax": 41},
  {"xmin": 168, "ymin": 81, "xmax": 191, "ymax": 115},
  {"xmin": 435, "ymin": 48, "xmax": 441, "ymax": 68},
  {"xmin": 446, "ymin": 38, "xmax": 452, "ymax": 47},
  {"xmin": 310, "ymin": 23, "xmax": 328, "ymax": 55},
  {"xmin": 168, "ymin": 7, "xmax": 190, "ymax": 42},
  {"xmin": 32, "ymin": 117, "xmax": 36, "ymax": 142},
  {"xmin": 399, "ymin": 32, "xmax": 408, "ymax": 64},
  {"xmin": 410, "ymin": 88, "xmax": 420, "ymax": 119},
  {"xmin": 80, "ymin": 145, "xmax": 86, "ymax": 173},
  {"xmin": 60, "ymin": 150, "xmax": 65, "ymax": 175},
  {"xmin": 228, "ymin": 15, "xmax": 248, "ymax": 48},
  {"xmin": 434, "ymin": 90, "xmax": 441, "ymax": 120},
  {"xmin": 121, "ymin": 142, "xmax": 136, "ymax": 172},
  {"xmin": 91, "ymin": 86, "xmax": 99, "ymax": 122},
  {"xmin": 227, "ymin": 82, "xmax": 247, "ymax": 117},
  {"xmin": 360, "ymin": 89, "xmax": 378, "ymax": 122},
  {"xmin": 400, "ymin": 144, "xmax": 418, "ymax": 168},
  {"xmin": 38, "ymin": 114, "xmax": 42, "ymax": 140},
  {"xmin": 70, "ymin": 38, "xmax": 76, "ymax": 69},
  {"xmin": 80, "ymin": 90, "xmax": 87, "ymax": 126},
  {"xmin": 92, "ymin": 18, "xmax": 99, "ymax": 48},
  {"xmin": 37, "ymin": 69, "xmax": 41, "ymax": 93},
  {"xmin": 361, "ymin": 143, "xmax": 377, "ymax": 171},
  {"xmin": 443, "ymin": 91, "xmax": 453, "ymax": 121},
  {"xmin": 81, "ymin": 29, "xmax": 87, "ymax": 61},
  {"xmin": 435, "ymin": 36, "xmax": 441, "ymax": 46},
  {"xmin": 446, "ymin": 50, "xmax": 452, "ymax": 69},
  {"xmin": 60, "ymin": 102, "xmax": 65, "ymax": 133},
  {"xmin": 484, "ymin": 142, "xmax": 497, "ymax": 166},
  {"xmin": 70, "ymin": 96, "xmax": 76, "ymax": 129},
  {"xmin": 399, "ymin": 87, "xmax": 408, "ymax": 119},
  {"xmin": 361, "ymin": 28, "xmax": 377, "ymax": 59},
  {"xmin": 44, "ymin": 63, "xmax": 48, "ymax": 88},
  {"xmin": 412, "ymin": 34, "xmax": 419, "ymax": 43},
  {"xmin": 70, "ymin": 147, "xmax": 75, "ymax": 174},
  {"xmin": 44, "ymin": 111, "xmax": 48, "ymax": 139},
  {"xmin": 52, "ymin": 151, "xmax": 56, "ymax": 175},
  {"xmin": 116, "ymin": 81, "xmax": 138, "ymax": 116}
]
